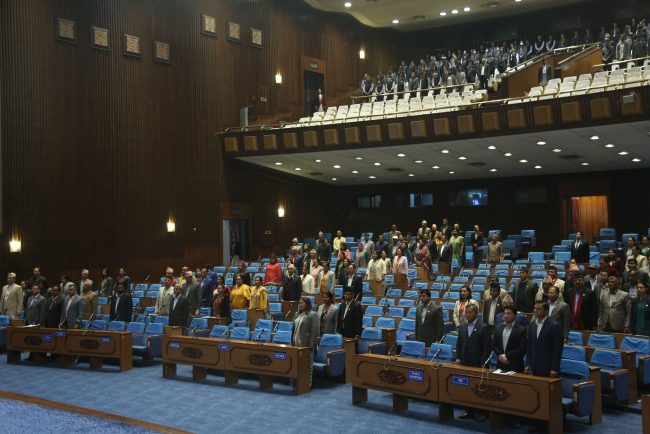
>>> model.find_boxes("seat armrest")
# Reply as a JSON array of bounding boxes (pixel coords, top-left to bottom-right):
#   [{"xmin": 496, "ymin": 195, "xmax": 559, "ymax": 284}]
[
  {"xmin": 148, "ymin": 335, "xmax": 163, "ymax": 358},
  {"xmin": 572, "ymin": 381, "xmax": 596, "ymax": 417},
  {"xmin": 406, "ymin": 332, "xmax": 416, "ymax": 341},
  {"xmin": 639, "ymin": 355, "xmax": 650, "ymax": 384},
  {"xmin": 326, "ymin": 349, "xmax": 347, "ymax": 376},
  {"xmin": 368, "ymin": 342, "xmax": 387, "ymax": 355},
  {"xmin": 606, "ymin": 369, "xmax": 629, "ymax": 403}
]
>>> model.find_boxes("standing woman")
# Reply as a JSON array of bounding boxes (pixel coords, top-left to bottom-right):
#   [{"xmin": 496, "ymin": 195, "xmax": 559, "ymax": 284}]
[
  {"xmin": 212, "ymin": 276, "xmax": 230, "ymax": 318},
  {"xmin": 309, "ymin": 259, "xmax": 323, "ymax": 289},
  {"xmin": 453, "ymin": 286, "xmax": 479, "ymax": 328},
  {"xmin": 337, "ymin": 258, "xmax": 351, "ymax": 285},
  {"xmin": 631, "ymin": 282, "xmax": 650, "ymax": 336},
  {"xmin": 100, "ymin": 268, "xmax": 115, "ymax": 297},
  {"xmin": 263, "ymin": 253, "xmax": 283, "ymax": 287},
  {"xmin": 380, "ymin": 250, "xmax": 392, "ymax": 276},
  {"xmin": 449, "ymin": 229, "xmax": 464, "ymax": 264},
  {"xmin": 229, "ymin": 275, "xmax": 251, "ymax": 310},
  {"xmin": 317, "ymin": 292, "xmax": 339, "ymax": 335},
  {"xmin": 355, "ymin": 242, "xmax": 370, "ymax": 268},
  {"xmin": 393, "ymin": 248, "xmax": 409, "ymax": 291},
  {"xmin": 293, "ymin": 296, "xmax": 320, "ymax": 388},
  {"xmin": 250, "ymin": 276, "xmax": 269, "ymax": 316},
  {"xmin": 366, "ymin": 251, "xmax": 386, "ymax": 296},
  {"xmin": 319, "ymin": 262, "xmax": 336, "ymax": 296},
  {"xmin": 414, "ymin": 239, "xmax": 433, "ymax": 280}
]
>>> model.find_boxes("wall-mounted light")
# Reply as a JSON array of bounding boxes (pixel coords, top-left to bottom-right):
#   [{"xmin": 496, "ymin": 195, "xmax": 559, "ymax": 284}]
[
  {"xmin": 166, "ymin": 220, "xmax": 176, "ymax": 233},
  {"xmin": 9, "ymin": 239, "xmax": 21, "ymax": 253},
  {"xmin": 275, "ymin": 72, "xmax": 282, "ymax": 84},
  {"xmin": 359, "ymin": 49, "xmax": 365, "ymax": 60},
  {"xmin": 277, "ymin": 206, "xmax": 285, "ymax": 218}
]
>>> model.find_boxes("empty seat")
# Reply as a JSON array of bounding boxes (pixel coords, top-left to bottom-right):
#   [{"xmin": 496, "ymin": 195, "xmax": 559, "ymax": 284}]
[
  {"xmin": 313, "ymin": 334, "xmax": 346, "ymax": 377},
  {"xmin": 358, "ymin": 327, "xmax": 386, "ymax": 354},
  {"xmin": 231, "ymin": 326, "xmax": 250, "ymax": 341},
  {"xmin": 567, "ymin": 331, "xmax": 584, "ymax": 345},
  {"xmin": 209, "ymin": 325, "xmax": 230, "ymax": 338},
  {"xmin": 396, "ymin": 318, "xmax": 416, "ymax": 346},
  {"xmin": 132, "ymin": 322, "xmax": 164, "ymax": 360},
  {"xmin": 560, "ymin": 359, "xmax": 597, "ymax": 421},
  {"xmin": 107, "ymin": 321, "xmax": 126, "ymax": 332},
  {"xmin": 365, "ymin": 305, "xmax": 383, "ymax": 316},
  {"xmin": 272, "ymin": 330, "xmax": 292, "ymax": 344},
  {"xmin": 590, "ymin": 349, "xmax": 629, "ymax": 403},
  {"xmin": 428, "ymin": 343, "xmax": 454, "ymax": 362},
  {"xmin": 400, "ymin": 340, "xmax": 426, "ymax": 359},
  {"xmin": 231, "ymin": 309, "xmax": 248, "ymax": 327},
  {"xmin": 375, "ymin": 317, "xmax": 396, "ymax": 328},
  {"xmin": 126, "ymin": 322, "xmax": 145, "ymax": 333},
  {"xmin": 587, "ymin": 333, "xmax": 616, "ymax": 349},
  {"xmin": 562, "ymin": 345, "xmax": 587, "ymax": 361},
  {"xmin": 620, "ymin": 336, "xmax": 650, "ymax": 385}
]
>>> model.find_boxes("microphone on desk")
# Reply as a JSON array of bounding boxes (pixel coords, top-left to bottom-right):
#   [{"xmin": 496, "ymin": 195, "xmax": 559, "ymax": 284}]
[
  {"xmin": 189, "ymin": 324, "xmax": 199, "ymax": 338},
  {"xmin": 58, "ymin": 318, "xmax": 67, "ymax": 330},
  {"xmin": 430, "ymin": 348, "xmax": 442, "ymax": 367},
  {"xmin": 483, "ymin": 351, "xmax": 495, "ymax": 369},
  {"xmin": 221, "ymin": 328, "xmax": 233, "ymax": 341},
  {"xmin": 438, "ymin": 335, "xmax": 446, "ymax": 344},
  {"xmin": 144, "ymin": 274, "xmax": 150, "ymax": 284},
  {"xmin": 253, "ymin": 328, "xmax": 264, "ymax": 343},
  {"xmin": 272, "ymin": 322, "xmax": 280, "ymax": 334},
  {"xmin": 82, "ymin": 312, "xmax": 96, "ymax": 336}
]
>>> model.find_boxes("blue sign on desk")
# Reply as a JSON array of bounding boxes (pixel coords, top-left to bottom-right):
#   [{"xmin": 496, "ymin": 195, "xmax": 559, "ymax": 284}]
[
  {"xmin": 451, "ymin": 375, "xmax": 469, "ymax": 387},
  {"xmin": 218, "ymin": 343, "xmax": 232, "ymax": 351},
  {"xmin": 408, "ymin": 369, "xmax": 425, "ymax": 382},
  {"xmin": 55, "ymin": 330, "xmax": 66, "ymax": 337},
  {"xmin": 169, "ymin": 342, "xmax": 181, "ymax": 349},
  {"xmin": 42, "ymin": 334, "xmax": 53, "ymax": 342},
  {"xmin": 101, "ymin": 337, "xmax": 111, "ymax": 343},
  {"xmin": 273, "ymin": 352, "xmax": 287, "ymax": 360}
]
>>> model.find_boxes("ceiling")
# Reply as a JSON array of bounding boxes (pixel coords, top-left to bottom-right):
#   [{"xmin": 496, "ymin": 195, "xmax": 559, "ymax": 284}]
[
  {"xmin": 237, "ymin": 121, "xmax": 650, "ymax": 185},
  {"xmin": 304, "ymin": 0, "xmax": 587, "ymax": 32}
]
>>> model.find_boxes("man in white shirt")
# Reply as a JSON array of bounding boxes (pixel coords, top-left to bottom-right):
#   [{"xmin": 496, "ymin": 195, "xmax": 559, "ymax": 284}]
[
  {"xmin": 155, "ymin": 277, "xmax": 174, "ymax": 316},
  {"xmin": 300, "ymin": 265, "xmax": 315, "ymax": 296},
  {"xmin": 1, "ymin": 272, "xmax": 24, "ymax": 319}
]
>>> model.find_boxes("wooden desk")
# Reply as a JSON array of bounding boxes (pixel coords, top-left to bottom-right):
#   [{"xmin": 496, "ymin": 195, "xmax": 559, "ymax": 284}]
[
  {"xmin": 642, "ymin": 395, "xmax": 650, "ymax": 434},
  {"xmin": 350, "ymin": 353, "xmax": 440, "ymax": 413},
  {"xmin": 6, "ymin": 326, "xmax": 132, "ymax": 371},
  {"xmin": 343, "ymin": 328, "xmax": 396, "ymax": 383},
  {"xmin": 161, "ymin": 335, "xmax": 313, "ymax": 394},
  {"xmin": 438, "ymin": 364, "xmax": 563, "ymax": 434}
]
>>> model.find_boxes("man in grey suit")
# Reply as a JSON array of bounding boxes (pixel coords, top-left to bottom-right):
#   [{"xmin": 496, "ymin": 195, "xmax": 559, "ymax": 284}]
[
  {"xmin": 547, "ymin": 286, "xmax": 570, "ymax": 340},
  {"xmin": 25, "ymin": 284, "xmax": 46, "ymax": 326},
  {"xmin": 60, "ymin": 283, "xmax": 84, "ymax": 328},
  {"xmin": 415, "ymin": 290, "xmax": 444, "ymax": 346},
  {"xmin": 599, "ymin": 276, "xmax": 631, "ymax": 333},
  {"xmin": 181, "ymin": 271, "xmax": 201, "ymax": 317}
]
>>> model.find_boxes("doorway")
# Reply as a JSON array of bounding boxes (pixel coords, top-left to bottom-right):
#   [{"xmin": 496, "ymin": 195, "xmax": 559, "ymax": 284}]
[
  {"xmin": 222, "ymin": 219, "xmax": 248, "ymax": 266},
  {"xmin": 304, "ymin": 70, "xmax": 324, "ymax": 116},
  {"xmin": 567, "ymin": 195, "xmax": 608, "ymax": 242}
]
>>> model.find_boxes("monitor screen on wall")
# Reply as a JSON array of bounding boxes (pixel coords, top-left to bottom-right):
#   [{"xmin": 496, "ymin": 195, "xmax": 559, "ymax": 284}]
[{"xmin": 449, "ymin": 189, "xmax": 488, "ymax": 207}]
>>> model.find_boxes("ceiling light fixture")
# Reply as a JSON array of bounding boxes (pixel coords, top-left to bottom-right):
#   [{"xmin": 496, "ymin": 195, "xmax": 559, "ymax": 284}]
[
  {"xmin": 632, "ymin": 158, "xmax": 641, "ymax": 162},
  {"xmin": 490, "ymin": 168, "xmax": 498, "ymax": 172},
  {"xmin": 618, "ymin": 151, "xmax": 628, "ymax": 155},
  {"xmin": 344, "ymin": 2, "xmax": 352, "ymax": 7},
  {"xmin": 397, "ymin": 153, "xmax": 406, "ymax": 157},
  {"xmin": 294, "ymin": 167, "xmax": 302, "ymax": 171},
  {"xmin": 458, "ymin": 156, "xmax": 467, "ymax": 160},
  {"xmin": 488, "ymin": 145, "xmax": 496, "ymax": 150},
  {"xmin": 451, "ymin": 9, "xmax": 459, "ymax": 14},
  {"xmin": 331, "ymin": 177, "xmax": 337, "ymax": 181},
  {"xmin": 441, "ymin": 149, "xmax": 449, "ymax": 154},
  {"xmin": 519, "ymin": 159, "xmax": 528, "ymax": 163},
  {"xmin": 464, "ymin": 6, "xmax": 471, "ymax": 11},
  {"xmin": 352, "ymin": 170, "xmax": 359, "ymax": 174},
  {"xmin": 333, "ymin": 164, "xmax": 341, "ymax": 168},
  {"xmin": 369, "ymin": 175, "xmax": 376, "ymax": 179},
  {"xmin": 581, "ymin": 162, "xmax": 590, "ymax": 166},
  {"xmin": 392, "ymin": 19, "xmax": 399, "ymax": 24},
  {"xmin": 440, "ymin": 11, "xmax": 447, "ymax": 16},
  {"xmin": 358, "ymin": 49, "xmax": 365, "ymax": 59},
  {"xmin": 504, "ymin": 152, "xmax": 512, "ymax": 157},
  {"xmin": 315, "ymin": 159, "xmax": 321, "ymax": 163},
  {"xmin": 448, "ymin": 171, "xmax": 455, "ymax": 174},
  {"xmin": 355, "ymin": 156, "xmax": 363, "ymax": 160},
  {"xmin": 414, "ymin": 160, "xmax": 423, "ymax": 163},
  {"xmin": 274, "ymin": 162, "xmax": 282, "ymax": 165},
  {"xmin": 605, "ymin": 144, "xmax": 615, "ymax": 148},
  {"xmin": 432, "ymin": 165, "xmax": 440, "ymax": 169},
  {"xmin": 590, "ymin": 135, "xmax": 599, "ymax": 140},
  {"xmin": 536, "ymin": 141, "xmax": 546, "ymax": 145},
  {"xmin": 408, "ymin": 174, "xmax": 415, "ymax": 177},
  {"xmin": 553, "ymin": 148, "xmax": 562, "ymax": 153},
  {"xmin": 534, "ymin": 165, "xmax": 542, "ymax": 169},
  {"xmin": 374, "ymin": 162, "xmax": 381, "ymax": 166}
]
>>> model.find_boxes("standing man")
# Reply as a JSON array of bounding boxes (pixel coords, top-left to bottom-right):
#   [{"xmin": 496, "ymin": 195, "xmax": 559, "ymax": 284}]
[
  {"xmin": 78, "ymin": 269, "xmax": 91, "ymax": 293},
  {"xmin": 487, "ymin": 233, "xmax": 503, "ymax": 264},
  {"xmin": 547, "ymin": 286, "xmax": 570, "ymax": 340},
  {"xmin": 1, "ymin": 273, "xmax": 23, "ymax": 319},
  {"xmin": 456, "ymin": 304, "xmax": 491, "ymax": 421},
  {"xmin": 181, "ymin": 271, "xmax": 201, "ymax": 317},
  {"xmin": 43, "ymin": 286, "xmax": 64, "ymax": 328},
  {"xmin": 417, "ymin": 220, "xmax": 431, "ymax": 240},
  {"xmin": 471, "ymin": 225, "xmax": 484, "ymax": 264},
  {"xmin": 28, "ymin": 267, "xmax": 48, "ymax": 296},
  {"xmin": 110, "ymin": 283, "xmax": 133, "ymax": 322},
  {"xmin": 415, "ymin": 290, "xmax": 444, "ymax": 346},
  {"xmin": 599, "ymin": 276, "xmax": 631, "ymax": 333},
  {"xmin": 342, "ymin": 265, "xmax": 363, "ymax": 301},
  {"xmin": 333, "ymin": 230, "xmax": 345, "ymax": 255},
  {"xmin": 282, "ymin": 264, "xmax": 302, "ymax": 302},
  {"xmin": 483, "ymin": 282, "xmax": 505, "ymax": 331},
  {"xmin": 566, "ymin": 273, "xmax": 598, "ymax": 330},
  {"xmin": 316, "ymin": 232, "xmax": 332, "ymax": 263},
  {"xmin": 337, "ymin": 289, "xmax": 363, "ymax": 341},
  {"xmin": 155, "ymin": 277, "xmax": 174, "ymax": 316},
  {"xmin": 571, "ymin": 231, "xmax": 591, "ymax": 264},
  {"xmin": 60, "ymin": 284, "xmax": 84, "ymax": 329},
  {"xmin": 512, "ymin": 268, "xmax": 538, "ymax": 313},
  {"xmin": 492, "ymin": 306, "xmax": 527, "ymax": 372},
  {"xmin": 25, "ymin": 285, "xmax": 46, "ymax": 326},
  {"xmin": 526, "ymin": 302, "xmax": 563, "ymax": 377},
  {"xmin": 435, "ymin": 235, "xmax": 452, "ymax": 274},
  {"xmin": 169, "ymin": 285, "xmax": 190, "ymax": 327},
  {"xmin": 546, "ymin": 266, "xmax": 565, "ymax": 294},
  {"xmin": 80, "ymin": 279, "xmax": 98, "ymax": 321}
]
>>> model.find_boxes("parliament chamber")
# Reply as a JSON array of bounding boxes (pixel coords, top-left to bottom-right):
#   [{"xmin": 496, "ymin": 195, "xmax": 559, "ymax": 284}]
[{"xmin": 1, "ymin": 0, "xmax": 650, "ymax": 433}]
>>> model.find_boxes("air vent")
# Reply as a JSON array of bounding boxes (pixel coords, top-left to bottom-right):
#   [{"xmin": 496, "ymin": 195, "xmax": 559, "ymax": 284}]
[
  {"xmin": 310, "ymin": 172, "xmax": 323, "ymax": 176},
  {"xmin": 412, "ymin": 15, "xmax": 426, "ymax": 21},
  {"xmin": 484, "ymin": 2, "xmax": 500, "ymax": 8},
  {"xmin": 559, "ymin": 154, "xmax": 581, "ymax": 160},
  {"xmin": 469, "ymin": 162, "xmax": 487, "ymax": 167},
  {"xmin": 387, "ymin": 167, "xmax": 404, "ymax": 172}
]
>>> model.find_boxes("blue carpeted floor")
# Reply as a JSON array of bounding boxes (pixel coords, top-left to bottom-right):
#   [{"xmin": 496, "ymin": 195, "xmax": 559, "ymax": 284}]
[{"xmin": 0, "ymin": 353, "xmax": 642, "ymax": 434}]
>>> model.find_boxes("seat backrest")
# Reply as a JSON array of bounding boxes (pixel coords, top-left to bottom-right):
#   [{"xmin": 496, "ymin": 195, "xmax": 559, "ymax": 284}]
[
  {"xmin": 231, "ymin": 326, "xmax": 250, "ymax": 341},
  {"xmin": 145, "ymin": 322, "xmax": 164, "ymax": 334},
  {"xmin": 315, "ymin": 333, "xmax": 343, "ymax": 363},
  {"xmin": 359, "ymin": 327, "xmax": 383, "ymax": 353},
  {"xmin": 620, "ymin": 337, "xmax": 650, "ymax": 365},
  {"xmin": 400, "ymin": 341, "xmax": 426, "ymax": 359},
  {"xmin": 366, "ymin": 305, "xmax": 383, "ymax": 316},
  {"xmin": 375, "ymin": 317, "xmax": 396, "ymax": 328},
  {"xmin": 428, "ymin": 343, "xmax": 454, "ymax": 361},
  {"xmin": 272, "ymin": 330, "xmax": 292, "ymax": 344},
  {"xmin": 231, "ymin": 309, "xmax": 248, "ymax": 321},
  {"xmin": 567, "ymin": 331, "xmax": 584, "ymax": 345},
  {"xmin": 190, "ymin": 317, "xmax": 208, "ymax": 329},
  {"xmin": 590, "ymin": 349, "xmax": 623, "ymax": 369},
  {"xmin": 403, "ymin": 290, "xmax": 418, "ymax": 298},
  {"xmin": 562, "ymin": 345, "xmax": 587, "ymax": 361},
  {"xmin": 126, "ymin": 322, "xmax": 145, "ymax": 333},
  {"xmin": 443, "ymin": 334, "xmax": 458, "ymax": 348},
  {"xmin": 560, "ymin": 359, "xmax": 590, "ymax": 398},
  {"xmin": 587, "ymin": 333, "xmax": 616, "ymax": 349},
  {"xmin": 398, "ymin": 318, "xmax": 415, "ymax": 333},
  {"xmin": 276, "ymin": 321, "xmax": 293, "ymax": 333},
  {"xmin": 388, "ymin": 307, "xmax": 404, "ymax": 317},
  {"xmin": 107, "ymin": 321, "xmax": 126, "ymax": 332},
  {"xmin": 154, "ymin": 316, "xmax": 169, "ymax": 325},
  {"xmin": 209, "ymin": 325, "xmax": 230, "ymax": 338},
  {"xmin": 269, "ymin": 302, "xmax": 282, "ymax": 313},
  {"xmin": 255, "ymin": 319, "xmax": 273, "ymax": 331},
  {"xmin": 407, "ymin": 307, "xmax": 416, "ymax": 318},
  {"xmin": 90, "ymin": 320, "xmax": 108, "ymax": 330},
  {"xmin": 0, "ymin": 315, "xmax": 11, "ymax": 326}
]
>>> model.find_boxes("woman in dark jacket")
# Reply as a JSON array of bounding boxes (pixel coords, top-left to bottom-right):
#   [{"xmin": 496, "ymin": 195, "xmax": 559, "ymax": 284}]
[{"xmin": 631, "ymin": 282, "xmax": 650, "ymax": 336}]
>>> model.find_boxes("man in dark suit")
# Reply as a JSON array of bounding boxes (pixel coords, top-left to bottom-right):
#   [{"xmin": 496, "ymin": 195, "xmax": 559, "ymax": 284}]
[
  {"xmin": 169, "ymin": 285, "xmax": 190, "ymax": 328},
  {"xmin": 570, "ymin": 231, "xmax": 590, "ymax": 263},
  {"xmin": 512, "ymin": 268, "xmax": 538, "ymax": 313},
  {"xmin": 110, "ymin": 283, "xmax": 133, "ymax": 322},
  {"xmin": 483, "ymin": 283, "xmax": 504, "ymax": 331},
  {"xmin": 181, "ymin": 271, "xmax": 202, "ymax": 317},
  {"xmin": 60, "ymin": 283, "xmax": 84, "ymax": 329},
  {"xmin": 25, "ymin": 284, "xmax": 46, "ymax": 325},
  {"xmin": 456, "ymin": 304, "xmax": 491, "ymax": 421},
  {"xmin": 415, "ymin": 290, "xmax": 444, "ymax": 346},
  {"xmin": 43, "ymin": 286, "xmax": 64, "ymax": 328},
  {"xmin": 526, "ymin": 302, "xmax": 563, "ymax": 377},
  {"xmin": 565, "ymin": 273, "xmax": 598, "ymax": 330},
  {"xmin": 282, "ymin": 264, "xmax": 302, "ymax": 302},
  {"xmin": 342, "ymin": 265, "xmax": 363, "ymax": 301},
  {"xmin": 435, "ymin": 236, "xmax": 452, "ymax": 274},
  {"xmin": 470, "ymin": 225, "xmax": 484, "ymax": 264},
  {"xmin": 337, "ymin": 289, "xmax": 363, "ymax": 340},
  {"xmin": 493, "ymin": 306, "xmax": 527, "ymax": 372}
]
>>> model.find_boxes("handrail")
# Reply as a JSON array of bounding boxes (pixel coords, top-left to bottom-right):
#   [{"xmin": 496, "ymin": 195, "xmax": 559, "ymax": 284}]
[
  {"xmin": 224, "ymin": 122, "xmax": 289, "ymax": 132},
  {"xmin": 556, "ymin": 43, "xmax": 601, "ymax": 66},
  {"xmin": 501, "ymin": 43, "xmax": 599, "ymax": 77},
  {"xmin": 351, "ymin": 82, "xmax": 468, "ymax": 103},
  {"xmin": 591, "ymin": 55, "xmax": 650, "ymax": 70}
]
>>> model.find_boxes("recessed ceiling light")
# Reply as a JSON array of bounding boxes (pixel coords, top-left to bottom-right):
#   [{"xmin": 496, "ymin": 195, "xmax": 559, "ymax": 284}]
[
  {"xmin": 274, "ymin": 162, "xmax": 282, "ymax": 166},
  {"xmin": 448, "ymin": 171, "xmax": 455, "ymax": 174},
  {"xmin": 504, "ymin": 152, "xmax": 512, "ymax": 157},
  {"xmin": 408, "ymin": 173, "xmax": 415, "ymax": 177},
  {"xmin": 331, "ymin": 177, "xmax": 337, "ymax": 181},
  {"xmin": 344, "ymin": 2, "xmax": 352, "ymax": 7},
  {"xmin": 490, "ymin": 168, "xmax": 498, "ymax": 172},
  {"xmin": 536, "ymin": 141, "xmax": 546, "ymax": 145},
  {"xmin": 458, "ymin": 156, "xmax": 467, "ymax": 160},
  {"xmin": 352, "ymin": 170, "xmax": 359, "ymax": 174},
  {"xmin": 392, "ymin": 19, "xmax": 399, "ymax": 24},
  {"xmin": 519, "ymin": 159, "xmax": 528, "ymax": 163},
  {"xmin": 590, "ymin": 135, "xmax": 599, "ymax": 140},
  {"xmin": 605, "ymin": 144, "xmax": 615, "ymax": 148},
  {"xmin": 333, "ymin": 164, "xmax": 341, "ymax": 168},
  {"xmin": 441, "ymin": 149, "xmax": 449, "ymax": 154},
  {"xmin": 295, "ymin": 167, "xmax": 302, "ymax": 171},
  {"xmin": 397, "ymin": 153, "xmax": 406, "ymax": 157},
  {"xmin": 440, "ymin": 11, "xmax": 447, "ymax": 16},
  {"xmin": 315, "ymin": 159, "xmax": 321, "ymax": 163},
  {"xmin": 369, "ymin": 175, "xmax": 376, "ymax": 179},
  {"xmin": 414, "ymin": 160, "xmax": 423, "ymax": 163},
  {"xmin": 432, "ymin": 165, "xmax": 440, "ymax": 169},
  {"xmin": 618, "ymin": 151, "xmax": 628, "ymax": 155},
  {"xmin": 488, "ymin": 145, "xmax": 496, "ymax": 150},
  {"xmin": 451, "ymin": 9, "xmax": 458, "ymax": 14},
  {"xmin": 553, "ymin": 148, "xmax": 562, "ymax": 153},
  {"xmin": 534, "ymin": 165, "xmax": 542, "ymax": 169},
  {"xmin": 581, "ymin": 162, "xmax": 590, "ymax": 166},
  {"xmin": 355, "ymin": 156, "xmax": 363, "ymax": 160},
  {"xmin": 515, "ymin": 0, "xmax": 522, "ymax": 3},
  {"xmin": 632, "ymin": 158, "xmax": 641, "ymax": 162},
  {"xmin": 374, "ymin": 162, "xmax": 381, "ymax": 166},
  {"xmin": 464, "ymin": 6, "xmax": 471, "ymax": 11}
]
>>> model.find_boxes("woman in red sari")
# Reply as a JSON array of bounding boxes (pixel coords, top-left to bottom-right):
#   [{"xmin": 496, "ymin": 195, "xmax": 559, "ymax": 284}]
[
  {"xmin": 414, "ymin": 239, "xmax": 433, "ymax": 280},
  {"xmin": 212, "ymin": 275, "xmax": 231, "ymax": 319},
  {"xmin": 263, "ymin": 253, "xmax": 283, "ymax": 287}
]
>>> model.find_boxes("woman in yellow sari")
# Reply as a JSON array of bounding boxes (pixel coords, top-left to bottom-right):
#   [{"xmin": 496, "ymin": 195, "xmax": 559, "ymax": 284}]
[
  {"xmin": 230, "ymin": 274, "xmax": 251, "ymax": 309},
  {"xmin": 250, "ymin": 276, "xmax": 269, "ymax": 314}
]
